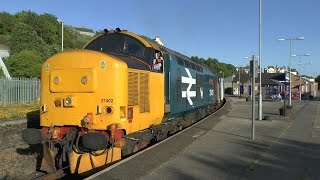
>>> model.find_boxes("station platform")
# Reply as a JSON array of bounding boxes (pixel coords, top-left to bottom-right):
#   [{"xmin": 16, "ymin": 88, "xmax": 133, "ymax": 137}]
[{"xmin": 88, "ymin": 97, "xmax": 320, "ymax": 180}]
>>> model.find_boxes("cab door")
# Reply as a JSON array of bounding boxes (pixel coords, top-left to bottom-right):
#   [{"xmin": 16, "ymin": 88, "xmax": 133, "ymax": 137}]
[{"xmin": 164, "ymin": 53, "xmax": 171, "ymax": 113}]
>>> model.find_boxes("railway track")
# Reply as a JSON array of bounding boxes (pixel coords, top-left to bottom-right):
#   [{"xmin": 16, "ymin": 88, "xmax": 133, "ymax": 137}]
[{"xmin": 25, "ymin": 100, "xmax": 227, "ymax": 180}]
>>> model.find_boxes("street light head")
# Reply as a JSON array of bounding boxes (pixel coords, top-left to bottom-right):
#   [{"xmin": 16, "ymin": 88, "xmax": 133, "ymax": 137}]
[
  {"xmin": 296, "ymin": 37, "xmax": 305, "ymax": 40},
  {"xmin": 291, "ymin": 54, "xmax": 297, "ymax": 57},
  {"xmin": 243, "ymin": 56, "xmax": 249, "ymax": 59},
  {"xmin": 277, "ymin": 38, "xmax": 285, "ymax": 41},
  {"xmin": 57, "ymin": 19, "xmax": 62, "ymax": 23},
  {"xmin": 304, "ymin": 53, "xmax": 311, "ymax": 56}
]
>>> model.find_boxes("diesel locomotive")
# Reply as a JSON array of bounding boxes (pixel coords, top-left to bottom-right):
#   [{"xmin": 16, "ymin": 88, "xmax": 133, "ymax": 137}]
[{"xmin": 22, "ymin": 29, "xmax": 224, "ymax": 175}]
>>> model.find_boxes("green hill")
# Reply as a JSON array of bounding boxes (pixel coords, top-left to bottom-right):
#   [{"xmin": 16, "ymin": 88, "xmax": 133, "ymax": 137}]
[
  {"xmin": 0, "ymin": 10, "xmax": 235, "ymax": 78},
  {"xmin": 0, "ymin": 11, "xmax": 93, "ymax": 78}
]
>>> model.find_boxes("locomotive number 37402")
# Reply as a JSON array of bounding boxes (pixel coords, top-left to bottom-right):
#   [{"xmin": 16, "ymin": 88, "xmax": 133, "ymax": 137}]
[{"xmin": 101, "ymin": 98, "xmax": 113, "ymax": 103}]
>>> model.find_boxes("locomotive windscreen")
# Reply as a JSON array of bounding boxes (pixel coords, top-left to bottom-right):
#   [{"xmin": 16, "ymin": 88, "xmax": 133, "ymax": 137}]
[
  {"xmin": 85, "ymin": 33, "xmax": 147, "ymax": 60},
  {"xmin": 84, "ymin": 33, "xmax": 153, "ymax": 70}
]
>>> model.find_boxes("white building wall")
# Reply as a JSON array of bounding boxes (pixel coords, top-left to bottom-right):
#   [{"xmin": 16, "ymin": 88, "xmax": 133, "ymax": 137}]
[
  {"xmin": 79, "ymin": 31, "xmax": 95, "ymax": 37},
  {"xmin": 267, "ymin": 68, "xmax": 276, "ymax": 73},
  {"xmin": 0, "ymin": 50, "xmax": 9, "ymax": 58}
]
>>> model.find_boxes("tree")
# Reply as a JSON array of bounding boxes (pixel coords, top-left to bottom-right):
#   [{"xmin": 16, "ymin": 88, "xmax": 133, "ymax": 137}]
[
  {"xmin": 15, "ymin": 11, "xmax": 62, "ymax": 45},
  {"xmin": 316, "ymin": 75, "xmax": 320, "ymax": 84},
  {"xmin": 191, "ymin": 56, "xmax": 235, "ymax": 77},
  {"xmin": 0, "ymin": 67, "xmax": 4, "ymax": 78},
  {"xmin": 5, "ymin": 50, "xmax": 43, "ymax": 78},
  {"xmin": 0, "ymin": 12, "xmax": 16, "ymax": 35},
  {"xmin": 8, "ymin": 22, "xmax": 45, "ymax": 55},
  {"xmin": 0, "ymin": 12, "xmax": 16, "ymax": 45}
]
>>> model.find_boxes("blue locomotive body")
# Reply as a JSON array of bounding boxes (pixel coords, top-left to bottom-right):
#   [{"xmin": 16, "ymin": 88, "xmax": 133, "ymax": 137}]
[{"xmin": 163, "ymin": 52, "xmax": 218, "ymax": 118}]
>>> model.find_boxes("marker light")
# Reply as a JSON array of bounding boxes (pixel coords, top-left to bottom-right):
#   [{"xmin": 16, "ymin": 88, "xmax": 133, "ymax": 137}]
[
  {"xmin": 41, "ymin": 104, "xmax": 47, "ymax": 113},
  {"xmin": 81, "ymin": 76, "xmax": 88, "ymax": 85},
  {"xmin": 97, "ymin": 105, "xmax": 102, "ymax": 114},
  {"xmin": 53, "ymin": 76, "xmax": 60, "ymax": 85}
]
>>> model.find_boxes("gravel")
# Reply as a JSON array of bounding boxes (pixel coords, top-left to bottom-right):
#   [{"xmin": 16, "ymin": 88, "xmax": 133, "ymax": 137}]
[{"xmin": 0, "ymin": 124, "xmax": 37, "ymax": 179}]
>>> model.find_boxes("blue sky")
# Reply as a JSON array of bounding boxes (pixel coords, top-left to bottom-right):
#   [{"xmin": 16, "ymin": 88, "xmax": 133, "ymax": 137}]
[{"xmin": 2, "ymin": 0, "xmax": 319, "ymax": 76}]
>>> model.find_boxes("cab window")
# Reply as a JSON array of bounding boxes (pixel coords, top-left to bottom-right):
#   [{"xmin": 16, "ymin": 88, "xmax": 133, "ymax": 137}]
[{"xmin": 152, "ymin": 50, "xmax": 164, "ymax": 73}]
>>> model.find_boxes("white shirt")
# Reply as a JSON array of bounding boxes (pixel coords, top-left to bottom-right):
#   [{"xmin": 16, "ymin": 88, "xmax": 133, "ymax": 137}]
[{"xmin": 153, "ymin": 59, "xmax": 162, "ymax": 71}]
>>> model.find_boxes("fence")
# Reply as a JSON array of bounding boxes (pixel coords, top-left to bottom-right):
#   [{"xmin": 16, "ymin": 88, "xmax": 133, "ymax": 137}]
[{"xmin": 0, "ymin": 77, "xmax": 40, "ymax": 104}]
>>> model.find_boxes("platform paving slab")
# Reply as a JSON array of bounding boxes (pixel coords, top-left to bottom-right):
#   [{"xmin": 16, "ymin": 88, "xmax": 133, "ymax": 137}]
[{"xmin": 139, "ymin": 99, "xmax": 317, "ymax": 180}]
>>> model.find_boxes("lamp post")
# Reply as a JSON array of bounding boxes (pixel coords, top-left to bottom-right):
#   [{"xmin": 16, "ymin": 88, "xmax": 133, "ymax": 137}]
[
  {"xmin": 277, "ymin": 37, "xmax": 304, "ymax": 106},
  {"xmin": 258, "ymin": 0, "xmax": 262, "ymax": 120},
  {"xmin": 237, "ymin": 66, "xmax": 241, "ymax": 96},
  {"xmin": 57, "ymin": 19, "xmax": 64, "ymax": 51},
  {"xmin": 291, "ymin": 54, "xmax": 310, "ymax": 100},
  {"xmin": 220, "ymin": 71, "xmax": 224, "ymax": 78}
]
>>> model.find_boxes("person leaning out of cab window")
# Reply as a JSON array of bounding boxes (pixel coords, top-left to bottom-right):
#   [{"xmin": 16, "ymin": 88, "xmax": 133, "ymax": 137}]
[{"xmin": 153, "ymin": 53, "xmax": 164, "ymax": 72}]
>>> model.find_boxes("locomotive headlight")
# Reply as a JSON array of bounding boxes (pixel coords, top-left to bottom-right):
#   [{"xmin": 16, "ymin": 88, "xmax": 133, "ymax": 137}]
[
  {"xmin": 63, "ymin": 96, "xmax": 77, "ymax": 107},
  {"xmin": 64, "ymin": 97, "xmax": 72, "ymax": 106},
  {"xmin": 81, "ymin": 76, "xmax": 88, "ymax": 85}
]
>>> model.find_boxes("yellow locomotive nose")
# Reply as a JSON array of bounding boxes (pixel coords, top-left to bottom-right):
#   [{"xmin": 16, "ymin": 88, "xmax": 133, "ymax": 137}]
[{"xmin": 40, "ymin": 50, "xmax": 128, "ymax": 128}]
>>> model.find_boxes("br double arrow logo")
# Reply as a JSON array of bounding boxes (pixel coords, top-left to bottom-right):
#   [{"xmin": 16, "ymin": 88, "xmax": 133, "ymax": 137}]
[{"xmin": 182, "ymin": 68, "xmax": 196, "ymax": 106}]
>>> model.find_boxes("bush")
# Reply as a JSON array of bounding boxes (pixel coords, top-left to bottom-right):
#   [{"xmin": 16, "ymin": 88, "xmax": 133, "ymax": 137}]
[{"xmin": 5, "ymin": 50, "xmax": 43, "ymax": 78}]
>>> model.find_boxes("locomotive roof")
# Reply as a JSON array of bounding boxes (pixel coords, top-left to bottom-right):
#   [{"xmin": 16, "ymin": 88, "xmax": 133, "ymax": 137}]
[
  {"xmin": 137, "ymin": 33, "xmax": 215, "ymax": 75},
  {"xmin": 85, "ymin": 29, "xmax": 216, "ymax": 75},
  {"xmin": 102, "ymin": 30, "xmax": 208, "ymax": 68}
]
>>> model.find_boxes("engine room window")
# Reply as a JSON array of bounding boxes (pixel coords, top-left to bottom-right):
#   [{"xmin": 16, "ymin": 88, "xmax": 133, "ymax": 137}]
[
  {"xmin": 184, "ymin": 60, "xmax": 191, "ymax": 68},
  {"xmin": 177, "ymin": 57, "xmax": 184, "ymax": 66}
]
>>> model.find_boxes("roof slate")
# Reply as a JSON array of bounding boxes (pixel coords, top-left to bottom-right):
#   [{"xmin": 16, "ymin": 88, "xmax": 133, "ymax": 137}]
[{"xmin": 232, "ymin": 73, "xmax": 285, "ymax": 85}]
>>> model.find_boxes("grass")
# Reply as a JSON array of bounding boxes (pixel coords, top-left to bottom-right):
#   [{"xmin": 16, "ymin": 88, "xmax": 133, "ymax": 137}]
[{"xmin": 0, "ymin": 102, "xmax": 39, "ymax": 120}]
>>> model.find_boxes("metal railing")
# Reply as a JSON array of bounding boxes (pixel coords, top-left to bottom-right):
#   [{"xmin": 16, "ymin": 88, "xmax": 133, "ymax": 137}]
[{"xmin": 0, "ymin": 77, "xmax": 40, "ymax": 104}]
